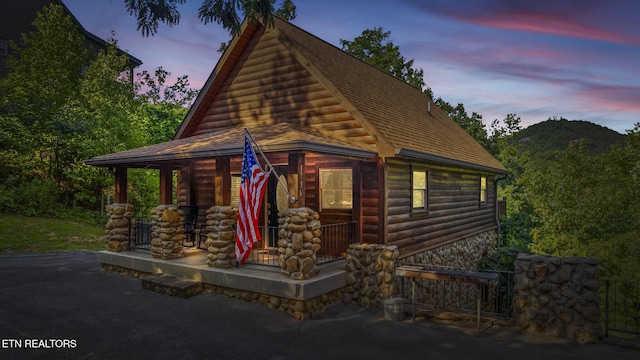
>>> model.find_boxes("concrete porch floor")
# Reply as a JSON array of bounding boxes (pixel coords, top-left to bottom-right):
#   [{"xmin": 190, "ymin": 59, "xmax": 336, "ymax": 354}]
[{"xmin": 97, "ymin": 249, "xmax": 347, "ymax": 301}]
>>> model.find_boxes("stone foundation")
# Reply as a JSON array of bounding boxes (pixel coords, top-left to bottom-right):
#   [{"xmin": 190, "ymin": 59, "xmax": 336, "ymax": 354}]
[
  {"xmin": 513, "ymin": 254, "xmax": 603, "ymax": 343},
  {"xmin": 345, "ymin": 244, "xmax": 399, "ymax": 309},
  {"xmin": 205, "ymin": 206, "xmax": 238, "ymax": 268},
  {"xmin": 105, "ymin": 203, "xmax": 135, "ymax": 252},
  {"xmin": 202, "ymin": 284, "xmax": 345, "ymax": 320},
  {"xmin": 277, "ymin": 207, "xmax": 322, "ymax": 280},
  {"xmin": 150, "ymin": 205, "xmax": 185, "ymax": 259},
  {"xmin": 397, "ymin": 231, "xmax": 498, "ymax": 308},
  {"xmin": 402, "ymin": 231, "xmax": 497, "ymax": 269}
]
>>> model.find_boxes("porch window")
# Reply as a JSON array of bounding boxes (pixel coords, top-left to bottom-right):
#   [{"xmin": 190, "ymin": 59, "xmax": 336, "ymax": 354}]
[
  {"xmin": 230, "ymin": 174, "xmax": 241, "ymax": 208},
  {"xmin": 320, "ymin": 169, "xmax": 352, "ymax": 210},
  {"xmin": 412, "ymin": 167, "xmax": 428, "ymax": 210},
  {"xmin": 480, "ymin": 176, "xmax": 487, "ymax": 204}
]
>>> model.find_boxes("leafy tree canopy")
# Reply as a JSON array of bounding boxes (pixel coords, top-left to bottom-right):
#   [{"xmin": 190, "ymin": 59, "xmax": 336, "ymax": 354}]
[
  {"xmin": 124, "ymin": 0, "xmax": 296, "ymax": 36},
  {"xmin": 340, "ymin": 27, "xmax": 430, "ymax": 96}
]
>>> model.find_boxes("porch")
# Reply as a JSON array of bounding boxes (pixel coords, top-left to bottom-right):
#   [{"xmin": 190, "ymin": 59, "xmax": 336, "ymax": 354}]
[{"xmin": 98, "ymin": 249, "xmax": 347, "ymax": 302}]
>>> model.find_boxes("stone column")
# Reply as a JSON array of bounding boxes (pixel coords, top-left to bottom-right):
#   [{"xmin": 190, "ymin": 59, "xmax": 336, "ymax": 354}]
[
  {"xmin": 105, "ymin": 203, "xmax": 135, "ymax": 252},
  {"xmin": 345, "ymin": 244, "xmax": 399, "ymax": 308},
  {"xmin": 513, "ymin": 254, "xmax": 602, "ymax": 343},
  {"xmin": 278, "ymin": 207, "xmax": 321, "ymax": 280},
  {"xmin": 150, "ymin": 205, "xmax": 185, "ymax": 259},
  {"xmin": 204, "ymin": 206, "xmax": 238, "ymax": 268}
]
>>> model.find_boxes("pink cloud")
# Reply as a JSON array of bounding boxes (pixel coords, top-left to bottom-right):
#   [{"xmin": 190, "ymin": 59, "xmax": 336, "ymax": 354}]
[{"xmin": 470, "ymin": 11, "xmax": 638, "ymax": 46}]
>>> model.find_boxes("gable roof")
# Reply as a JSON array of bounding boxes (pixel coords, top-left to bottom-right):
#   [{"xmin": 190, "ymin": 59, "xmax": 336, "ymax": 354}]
[
  {"xmin": 87, "ymin": 16, "xmax": 505, "ymax": 174},
  {"xmin": 175, "ymin": 17, "xmax": 505, "ymax": 173}
]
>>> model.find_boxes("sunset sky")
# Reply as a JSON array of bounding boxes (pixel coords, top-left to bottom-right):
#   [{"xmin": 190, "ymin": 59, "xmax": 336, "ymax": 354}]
[{"xmin": 63, "ymin": 0, "xmax": 640, "ymax": 134}]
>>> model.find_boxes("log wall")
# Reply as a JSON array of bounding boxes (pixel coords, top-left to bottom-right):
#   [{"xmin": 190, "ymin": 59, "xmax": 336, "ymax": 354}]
[
  {"xmin": 189, "ymin": 28, "xmax": 376, "ymax": 147},
  {"xmin": 385, "ymin": 158, "xmax": 497, "ymax": 257}
]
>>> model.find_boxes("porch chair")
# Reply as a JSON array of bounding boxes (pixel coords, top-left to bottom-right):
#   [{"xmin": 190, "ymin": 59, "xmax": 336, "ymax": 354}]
[{"xmin": 178, "ymin": 205, "xmax": 199, "ymax": 247}]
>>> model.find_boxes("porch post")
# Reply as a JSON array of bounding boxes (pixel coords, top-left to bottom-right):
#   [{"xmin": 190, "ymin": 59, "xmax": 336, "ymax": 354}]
[
  {"xmin": 114, "ymin": 165, "xmax": 128, "ymax": 203},
  {"xmin": 214, "ymin": 157, "xmax": 231, "ymax": 206},
  {"xmin": 106, "ymin": 165, "xmax": 134, "ymax": 252},
  {"xmin": 159, "ymin": 162, "xmax": 173, "ymax": 205},
  {"xmin": 288, "ymin": 153, "xmax": 304, "ymax": 208}
]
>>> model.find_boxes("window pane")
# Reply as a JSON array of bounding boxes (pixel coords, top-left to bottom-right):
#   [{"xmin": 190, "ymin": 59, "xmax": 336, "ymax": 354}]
[
  {"xmin": 320, "ymin": 169, "xmax": 352, "ymax": 209},
  {"xmin": 230, "ymin": 175, "xmax": 241, "ymax": 208},
  {"xmin": 413, "ymin": 190, "xmax": 424, "ymax": 208},
  {"xmin": 480, "ymin": 176, "xmax": 487, "ymax": 203},
  {"xmin": 413, "ymin": 171, "xmax": 426, "ymax": 189}
]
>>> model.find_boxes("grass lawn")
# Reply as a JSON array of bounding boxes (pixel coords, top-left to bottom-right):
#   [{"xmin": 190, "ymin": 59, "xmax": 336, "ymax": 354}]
[{"xmin": 0, "ymin": 213, "xmax": 106, "ymax": 253}]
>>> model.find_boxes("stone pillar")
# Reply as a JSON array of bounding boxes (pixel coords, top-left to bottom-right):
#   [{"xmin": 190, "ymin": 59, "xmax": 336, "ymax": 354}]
[
  {"xmin": 278, "ymin": 207, "xmax": 321, "ymax": 280},
  {"xmin": 150, "ymin": 205, "xmax": 185, "ymax": 259},
  {"xmin": 345, "ymin": 244, "xmax": 399, "ymax": 308},
  {"xmin": 204, "ymin": 206, "xmax": 238, "ymax": 268},
  {"xmin": 513, "ymin": 254, "xmax": 603, "ymax": 343},
  {"xmin": 105, "ymin": 203, "xmax": 135, "ymax": 252}
]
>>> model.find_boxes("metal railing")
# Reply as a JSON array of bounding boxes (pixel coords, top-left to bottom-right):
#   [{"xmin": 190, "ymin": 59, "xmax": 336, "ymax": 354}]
[
  {"xmin": 245, "ymin": 221, "xmax": 357, "ymax": 267},
  {"xmin": 603, "ymin": 278, "xmax": 640, "ymax": 339},
  {"xmin": 398, "ymin": 265, "xmax": 515, "ymax": 319},
  {"xmin": 128, "ymin": 217, "xmax": 152, "ymax": 250}
]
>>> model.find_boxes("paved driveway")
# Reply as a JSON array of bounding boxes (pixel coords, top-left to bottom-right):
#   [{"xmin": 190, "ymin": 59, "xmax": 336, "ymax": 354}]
[{"xmin": 0, "ymin": 251, "xmax": 638, "ymax": 359}]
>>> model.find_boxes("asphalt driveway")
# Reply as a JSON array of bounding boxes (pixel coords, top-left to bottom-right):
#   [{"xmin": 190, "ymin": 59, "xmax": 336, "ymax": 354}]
[{"xmin": 0, "ymin": 251, "xmax": 638, "ymax": 359}]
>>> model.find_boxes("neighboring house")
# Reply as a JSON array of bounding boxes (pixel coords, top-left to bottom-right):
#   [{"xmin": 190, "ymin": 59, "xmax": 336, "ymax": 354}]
[
  {"xmin": 0, "ymin": 0, "xmax": 142, "ymax": 78},
  {"xmin": 86, "ymin": 16, "xmax": 507, "ymax": 258}
]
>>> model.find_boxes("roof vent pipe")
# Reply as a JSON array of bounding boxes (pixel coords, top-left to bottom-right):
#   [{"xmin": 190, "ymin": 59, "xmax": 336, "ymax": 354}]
[{"xmin": 428, "ymin": 101, "xmax": 431, "ymax": 115}]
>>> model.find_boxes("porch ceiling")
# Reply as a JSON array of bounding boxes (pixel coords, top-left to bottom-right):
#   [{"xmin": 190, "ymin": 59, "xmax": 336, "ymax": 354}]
[{"xmin": 84, "ymin": 123, "xmax": 379, "ymax": 168}]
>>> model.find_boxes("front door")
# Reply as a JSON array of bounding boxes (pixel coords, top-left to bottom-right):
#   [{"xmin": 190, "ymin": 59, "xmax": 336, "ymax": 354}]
[{"xmin": 265, "ymin": 166, "xmax": 289, "ymax": 247}]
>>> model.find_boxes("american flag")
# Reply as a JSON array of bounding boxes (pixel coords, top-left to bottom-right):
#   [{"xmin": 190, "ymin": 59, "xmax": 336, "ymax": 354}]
[{"xmin": 235, "ymin": 133, "xmax": 271, "ymax": 264}]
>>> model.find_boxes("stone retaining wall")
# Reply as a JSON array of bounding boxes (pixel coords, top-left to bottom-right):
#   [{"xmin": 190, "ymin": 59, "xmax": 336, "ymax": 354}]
[
  {"xmin": 277, "ymin": 207, "xmax": 322, "ymax": 280},
  {"xmin": 204, "ymin": 206, "xmax": 238, "ymax": 268},
  {"xmin": 150, "ymin": 205, "xmax": 185, "ymax": 259},
  {"xmin": 513, "ymin": 254, "xmax": 603, "ymax": 343},
  {"xmin": 345, "ymin": 244, "xmax": 399, "ymax": 309},
  {"xmin": 105, "ymin": 203, "xmax": 135, "ymax": 252}
]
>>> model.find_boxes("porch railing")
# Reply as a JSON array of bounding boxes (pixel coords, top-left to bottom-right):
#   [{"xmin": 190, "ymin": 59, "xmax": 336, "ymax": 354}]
[
  {"xmin": 245, "ymin": 221, "xmax": 357, "ymax": 267},
  {"xmin": 127, "ymin": 218, "xmax": 357, "ymax": 267},
  {"xmin": 128, "ymin": 217, "xmax": 152, "ymax": 250}
]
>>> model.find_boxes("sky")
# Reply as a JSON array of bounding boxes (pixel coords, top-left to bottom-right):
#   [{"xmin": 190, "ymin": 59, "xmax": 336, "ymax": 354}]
[{"xmin": 62, "ymin": 0, "xmax": 640, "ymax": 134}]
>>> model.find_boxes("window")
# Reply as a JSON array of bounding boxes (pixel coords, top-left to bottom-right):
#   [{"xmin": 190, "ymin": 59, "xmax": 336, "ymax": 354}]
[
  {"xmin": 480, "ymin": 176, "xmax": 487, "ymax": 204},
  {"xmin": 412, "ymin": 167, "xmax": 428, "ymax": 210},
  {"xmin": 230, "ymin": 175, "xmax": 241, "ymax": 208},
  {"xmin": 0, "ymin": 40, "xmax": 7, "ymax": 57},
  {"xmin": 320, "ymin": 169, "xmax": 352, "ymax": 210}
]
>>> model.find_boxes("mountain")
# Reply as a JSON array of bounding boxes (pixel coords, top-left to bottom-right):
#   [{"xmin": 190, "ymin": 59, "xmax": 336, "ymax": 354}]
[{"xmin": 514, "ymin": 119, "xmax": 626, "ymax": 159}]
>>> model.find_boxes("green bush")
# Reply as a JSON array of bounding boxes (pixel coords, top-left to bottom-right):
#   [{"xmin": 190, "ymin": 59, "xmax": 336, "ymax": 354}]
[{"xmin": 0, "ymin": 179, "xmax": 61, "ymax": 216}]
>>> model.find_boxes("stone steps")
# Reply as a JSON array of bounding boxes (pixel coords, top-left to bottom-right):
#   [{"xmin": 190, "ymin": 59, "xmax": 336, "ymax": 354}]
[{"xmin": 141, "ymin": 274, "xmax": 203, "ymax": 298}]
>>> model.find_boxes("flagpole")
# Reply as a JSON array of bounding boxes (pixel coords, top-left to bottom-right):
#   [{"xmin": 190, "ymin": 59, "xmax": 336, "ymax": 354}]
[{"xmin": 243, "ymin": 127, "xmax": 296, "ymax": 204}]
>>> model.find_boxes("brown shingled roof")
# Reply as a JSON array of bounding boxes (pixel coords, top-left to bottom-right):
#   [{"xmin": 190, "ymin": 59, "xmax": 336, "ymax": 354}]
[
  {"xmin": 271, "ymin": 17, "xmax": 506, "ymax": 173},
  {"xmin": 87, "ymin": 17, "xmax": 505, "ymax": 173},
  {"xmin": 85, "ymin": 123, "xmax": 377, "ymax": 167}
]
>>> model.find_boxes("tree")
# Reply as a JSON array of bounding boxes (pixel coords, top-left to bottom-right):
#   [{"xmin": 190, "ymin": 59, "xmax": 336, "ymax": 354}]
[
  {"xmin": 340, "ymin": 27, "xmax": 430, "ymax": 95},
  {"xmin": 136, "ymin": 67, "xmax": 198, "ymax": 144},
  {"xmin": 1, "ymin": 5, "xmax": 90, "ymax": 185},
  {"xmin": 435, "ymin": 100, "xmax": 489, "ymax": 150},
  {"xmin": 523, "ymin": 140, "xmax": 640, "ymax": 278},
  {"xmin": 124, "ymin": 0, "xmax": 297, "ymax": 37}
]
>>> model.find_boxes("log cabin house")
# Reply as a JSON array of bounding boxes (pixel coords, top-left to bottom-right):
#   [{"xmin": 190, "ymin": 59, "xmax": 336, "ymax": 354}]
[{"xmin": 85, "ymin": 16, "xmax": 507, "ymax": 261}]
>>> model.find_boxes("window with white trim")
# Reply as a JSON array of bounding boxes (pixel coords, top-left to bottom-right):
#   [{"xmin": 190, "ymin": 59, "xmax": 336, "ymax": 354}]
[
  {"xmin": 320, "ymin": 169, "xmax": 352, "ymax": 210},
  {"xmin": 412, "ymin": 166, "xmax": 428, "ymax": 210}
]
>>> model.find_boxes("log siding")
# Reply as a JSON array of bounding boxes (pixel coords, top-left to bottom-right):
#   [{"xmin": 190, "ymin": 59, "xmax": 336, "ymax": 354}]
[{"xmin": 385, "ymin": 158, "xmax": 497, "ymax": 256}]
